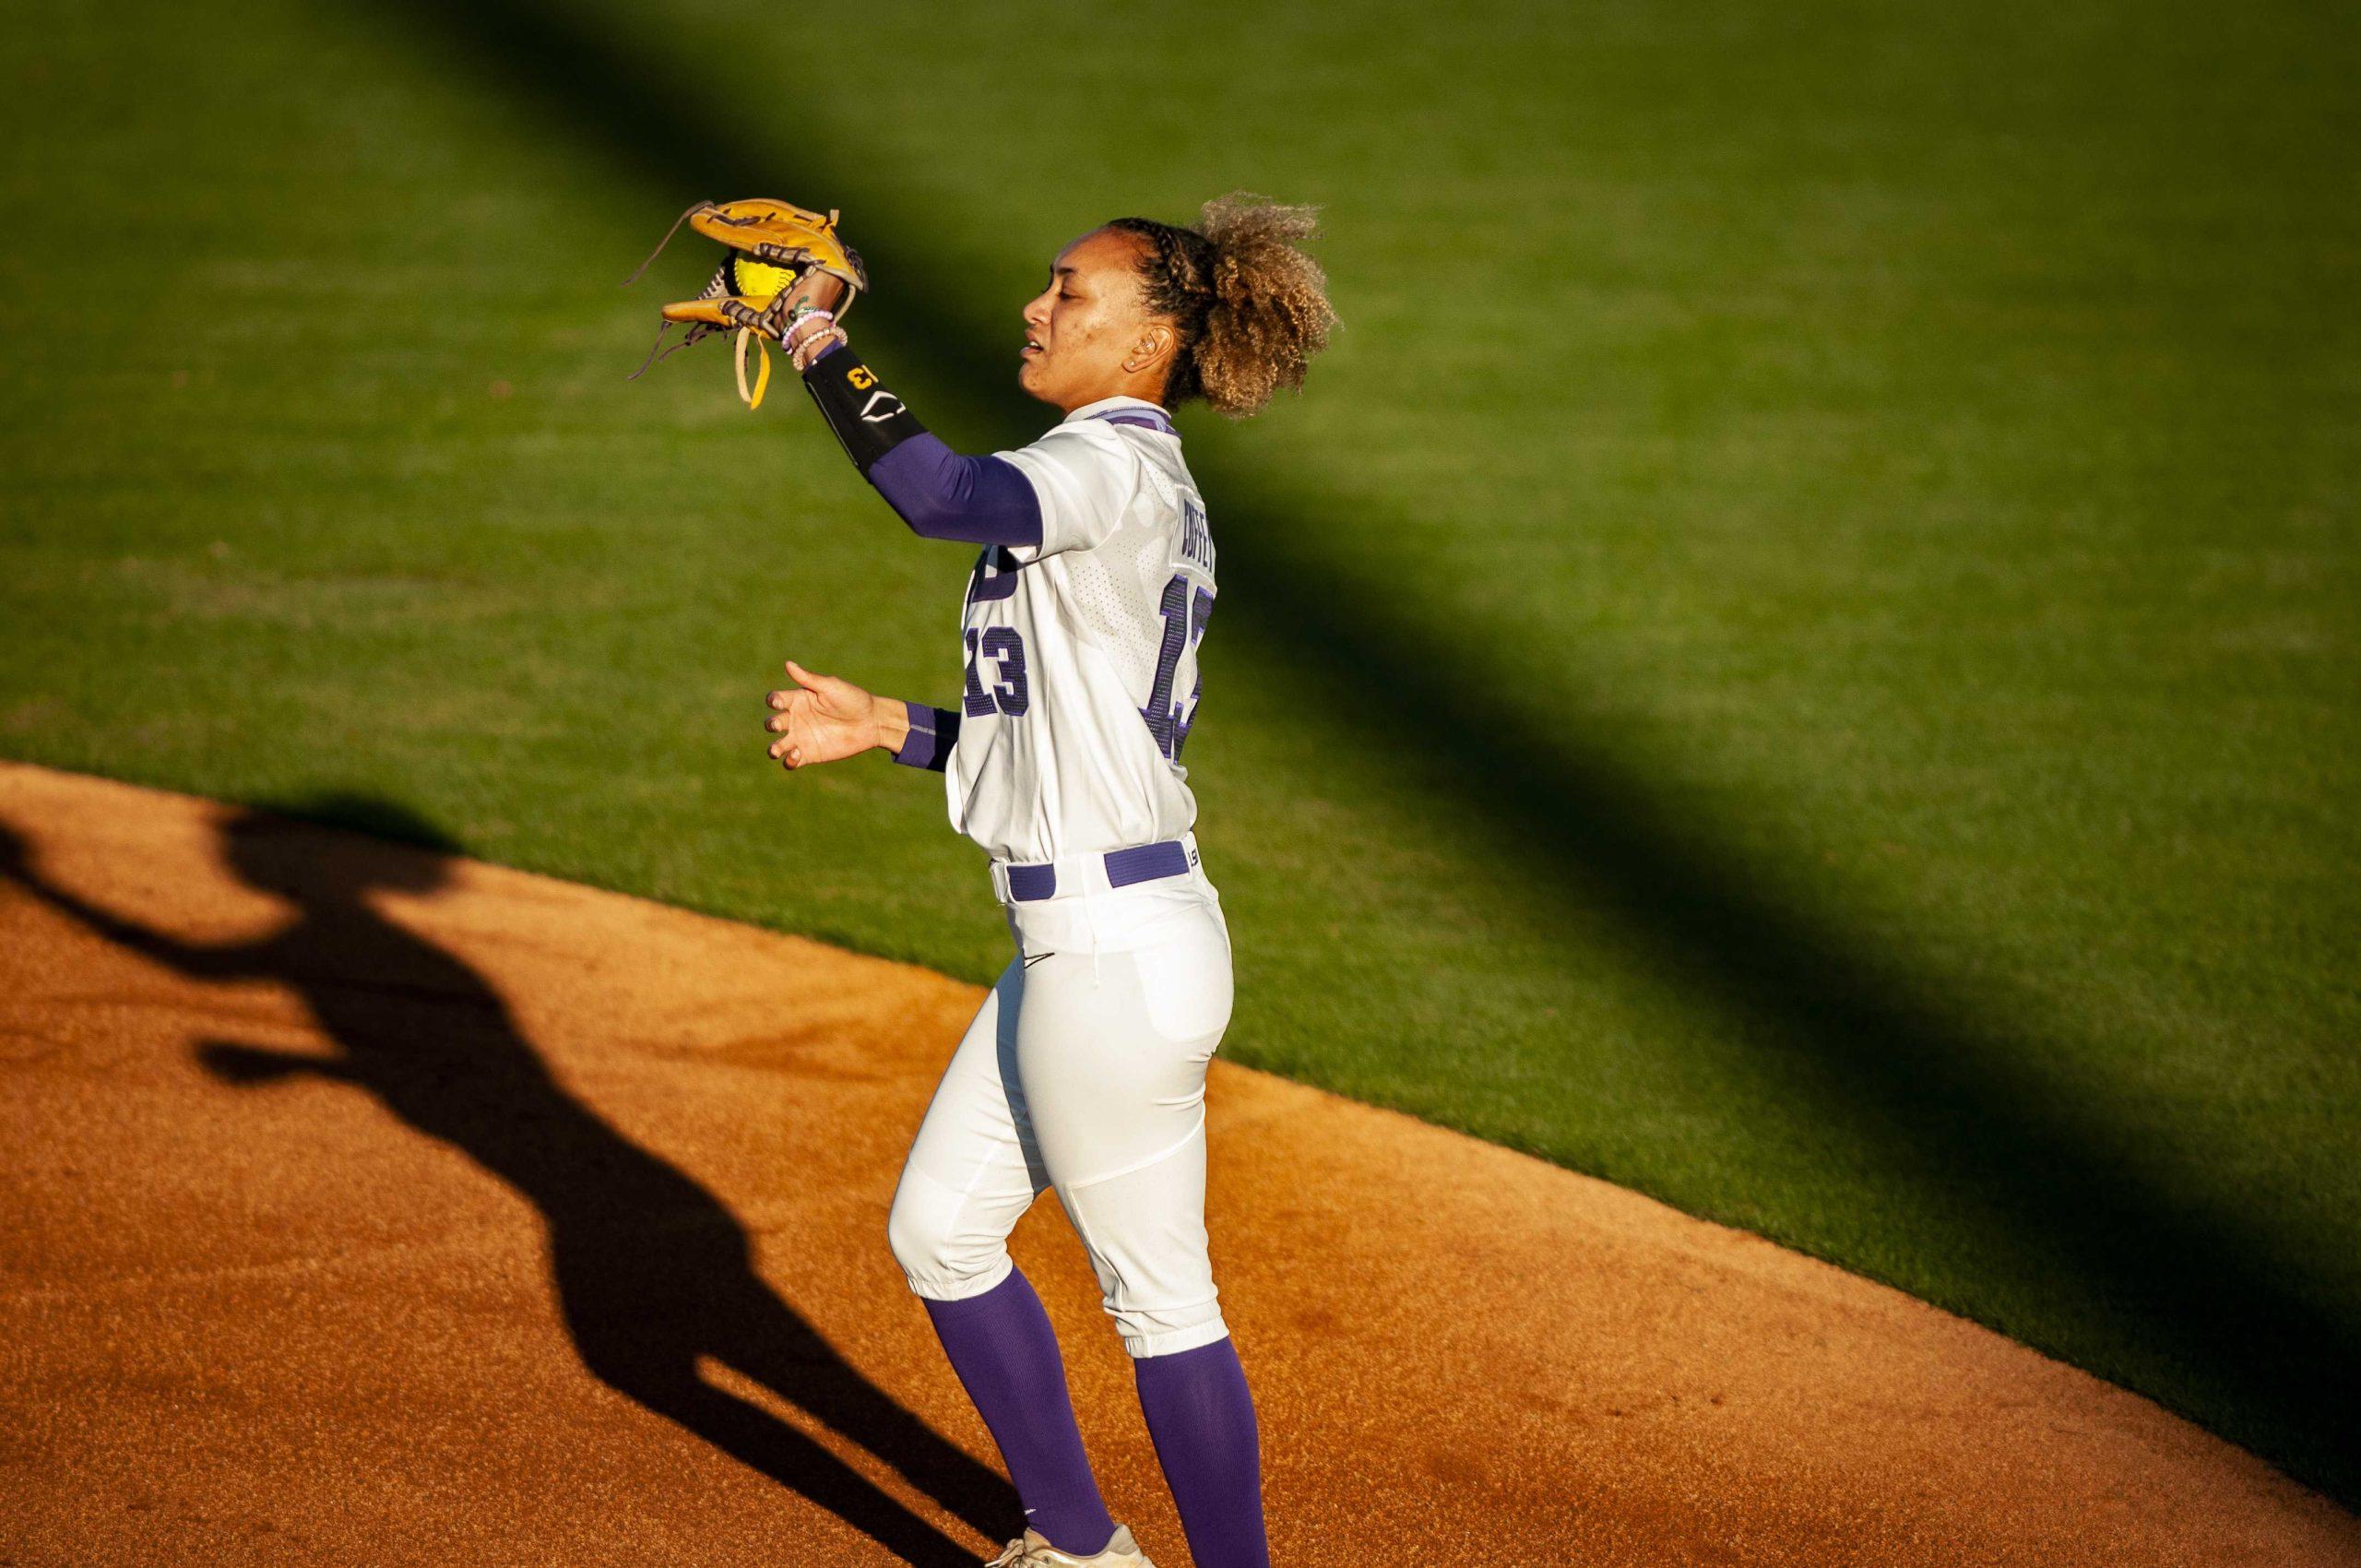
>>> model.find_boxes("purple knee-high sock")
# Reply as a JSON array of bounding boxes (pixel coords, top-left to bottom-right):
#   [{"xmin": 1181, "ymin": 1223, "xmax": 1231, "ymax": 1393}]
[
  {"xmin": 923, "ymin": 1268, "xmax": 1117, "ymax": 1557},
  {"xmin": 1133, "ymin": 1337, "xmax": 1270, "ymax": 1568}
]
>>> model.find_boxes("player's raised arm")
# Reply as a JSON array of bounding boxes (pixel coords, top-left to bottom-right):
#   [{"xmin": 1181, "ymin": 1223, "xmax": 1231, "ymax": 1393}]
[
  {"xmin": 696, "ymin": 263, "xmax": 1041, "ymax": 549},
  {"xmin": 769, "ymin": 299, "xmax": 1038, "ymax": 555},
  {"xmin": 791, "ymin": 334, "xmax": 1044, "ymax": 549},
  {"xmin": 763, "ymin": 659, "xmax": 957, "ymax": 774}
]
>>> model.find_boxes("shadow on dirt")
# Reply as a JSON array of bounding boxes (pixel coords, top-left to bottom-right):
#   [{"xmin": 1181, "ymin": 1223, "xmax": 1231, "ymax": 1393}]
[
  {"xmin": 326, "ymin": 0, "xmax": 2361, "ymax": 1504},
  {"xmin": 0, "ymin": 802, "xmax": 1010, "ymax": 1566}
]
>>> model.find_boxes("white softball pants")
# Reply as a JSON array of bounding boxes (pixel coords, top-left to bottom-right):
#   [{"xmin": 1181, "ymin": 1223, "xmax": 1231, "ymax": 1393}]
[{"xmin": 887, "ymin": 866, "xmax": 1235, "ymax": 1358}]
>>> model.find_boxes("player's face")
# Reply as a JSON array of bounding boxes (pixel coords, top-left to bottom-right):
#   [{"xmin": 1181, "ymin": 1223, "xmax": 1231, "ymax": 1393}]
[{"xmin": 1019, "ymin": 229, "xmax": 1163, "ymax": 411}]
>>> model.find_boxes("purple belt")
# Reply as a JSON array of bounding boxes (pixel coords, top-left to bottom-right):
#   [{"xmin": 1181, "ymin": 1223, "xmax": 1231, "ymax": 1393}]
[{"xmin": 1002, "ymin": 838, "xmax": 1193, "ymax": 902}]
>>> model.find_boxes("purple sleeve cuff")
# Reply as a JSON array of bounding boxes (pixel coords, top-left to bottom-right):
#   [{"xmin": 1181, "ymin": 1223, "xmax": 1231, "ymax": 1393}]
[
  {"xmin": 894, "ymin": 702, "xmax": 960, "ymax": 771},
  {"xmin": 869, "ymin": 434, "xmax": 1044, "ymax": 548}
]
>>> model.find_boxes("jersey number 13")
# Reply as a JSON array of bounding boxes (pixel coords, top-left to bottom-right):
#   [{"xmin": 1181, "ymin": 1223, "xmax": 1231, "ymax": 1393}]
[
  {"xmin": 963, "ymin": 627, "xmax": 1028, "ymax": 718},
  {"xmin": 1144, "ymin": 573, "xmax": 1214, "ymax": 762}
]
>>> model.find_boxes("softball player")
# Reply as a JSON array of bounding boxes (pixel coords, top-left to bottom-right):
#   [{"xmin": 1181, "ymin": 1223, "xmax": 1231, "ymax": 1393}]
[{"xmin": 758, "ymin": 196, "xmax": 1334, "ymax": 1568}]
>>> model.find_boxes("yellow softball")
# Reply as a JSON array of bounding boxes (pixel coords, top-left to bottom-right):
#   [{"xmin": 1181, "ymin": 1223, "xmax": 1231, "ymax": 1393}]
[{"xmin": 726, "ymin": 255, "xmax": 797, "ymax": 300}]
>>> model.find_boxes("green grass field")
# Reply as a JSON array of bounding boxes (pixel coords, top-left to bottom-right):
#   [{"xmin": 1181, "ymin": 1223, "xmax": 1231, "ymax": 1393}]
[{"xmin": 5, "ymin": 0, "xmax": 2356, "ymax": 1503}]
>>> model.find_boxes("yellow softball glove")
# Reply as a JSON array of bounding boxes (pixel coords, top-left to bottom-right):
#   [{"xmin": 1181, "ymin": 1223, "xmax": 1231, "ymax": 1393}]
[{"xmin": 626, "ymin": 198, "xmax": 869, "ymax": 410}]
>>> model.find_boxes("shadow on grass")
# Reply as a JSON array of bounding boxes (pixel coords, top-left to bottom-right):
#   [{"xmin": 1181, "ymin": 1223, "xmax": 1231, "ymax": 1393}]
[
  {"xmin": 0, "ymin": 801, "xmax": 1012, "ymax": 1566},
  {"xmin": 370, "ymin": 0, "xmax": 2357, "ymax": 1503}
]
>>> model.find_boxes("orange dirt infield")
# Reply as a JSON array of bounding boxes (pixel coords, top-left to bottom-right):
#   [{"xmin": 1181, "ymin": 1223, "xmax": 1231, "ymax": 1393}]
[{"xmin": 1, "ymin": 762, "xmax": 2354, "ymax": 1567}]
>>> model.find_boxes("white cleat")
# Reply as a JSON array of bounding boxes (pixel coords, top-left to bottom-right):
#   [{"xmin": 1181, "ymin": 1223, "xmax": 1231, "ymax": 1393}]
[{"xmin": 984, "ymin": 1524, "xmax": 1156, "ymax": 1567}]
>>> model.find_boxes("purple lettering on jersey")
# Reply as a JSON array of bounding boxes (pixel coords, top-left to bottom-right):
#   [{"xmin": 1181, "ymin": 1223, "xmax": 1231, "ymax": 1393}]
[
  {"xmin": 964, "ymin": 626, "xmax": 1030, "ymax": 718},
  {"xmin": 962, "ymin": 628, "xmax": 996, "ymax": 718},
  {"xmin": 1176, "ymin": 499, "xmax": 1214, "ymax": 574},
  {"xmin": 981, "ymin": 626, "xmax": 1029, "ymax": 716},
  {"xmin": 1171, "ymin": 586, "xmax": 1214, "ymax": 758},
  {"xmin": 1142, "ymin": 575, "xmax": 1190, "ymax": 755},
  {"xmin": 1141, "ymin": 573, "xmax": 1214, "ymax": 761},
  {"xmin": 967, "ymin": 545, "xmax": 1022, "ymax": 604}
]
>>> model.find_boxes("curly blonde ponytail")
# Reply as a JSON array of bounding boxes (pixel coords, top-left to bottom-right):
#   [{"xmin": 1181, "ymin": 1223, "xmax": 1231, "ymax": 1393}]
[{"xmin": 1107, "ymin": 193, "xmax": 1337, "ymax": 418}]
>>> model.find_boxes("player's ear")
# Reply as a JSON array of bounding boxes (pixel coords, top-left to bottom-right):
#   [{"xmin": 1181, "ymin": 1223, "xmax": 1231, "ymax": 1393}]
[{"xmin": 1124, "ymin": 321, "xmax": 1176, "ymax": 376}]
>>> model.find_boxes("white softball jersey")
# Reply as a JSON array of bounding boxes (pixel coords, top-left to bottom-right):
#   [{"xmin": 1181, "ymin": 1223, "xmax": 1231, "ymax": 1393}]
[{"xmin": 945, "ymin": 395, "xmax": 1216, "ymax": 868}]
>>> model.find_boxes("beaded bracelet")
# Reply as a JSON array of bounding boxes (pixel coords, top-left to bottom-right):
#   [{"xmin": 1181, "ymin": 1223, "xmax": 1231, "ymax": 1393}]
[
  {"xmin": 791, "ymin": 326, "xmax": 848, "ymax": 374},
  {"xmin": 782, "ymin": 306, "xmax": 836, "ymax": 350}
]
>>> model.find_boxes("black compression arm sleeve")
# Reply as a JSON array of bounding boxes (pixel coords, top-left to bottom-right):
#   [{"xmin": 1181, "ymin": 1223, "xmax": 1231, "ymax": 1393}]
[{"xmin": 801, "ymin": 345, "xmax": 927, "ymax": 475}]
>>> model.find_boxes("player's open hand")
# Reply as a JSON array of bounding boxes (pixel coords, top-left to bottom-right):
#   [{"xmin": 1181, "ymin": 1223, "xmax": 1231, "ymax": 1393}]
[{"xmin": 765, "ymin": 659, "xmax": 883, "ymax": 770}]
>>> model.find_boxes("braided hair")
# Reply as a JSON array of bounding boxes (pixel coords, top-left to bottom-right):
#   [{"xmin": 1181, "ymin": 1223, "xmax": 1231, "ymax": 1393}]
[{"xmin": 1106, "ymin": 194, "xmax": 1336, "ymax": 419}]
